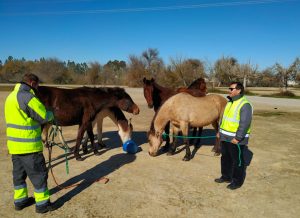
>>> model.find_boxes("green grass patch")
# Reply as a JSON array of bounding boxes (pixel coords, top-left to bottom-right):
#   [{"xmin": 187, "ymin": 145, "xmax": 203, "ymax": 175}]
[
  {"xmin": 261, "ymin": 91, "xmax": 300, "ymax": 99},
  {"xmin": 254, "ymin": 111, "xmax": 286, "ymax": 117},
  {"xmin": 0, "ymin": 86, "xmax": 14, "ymax": 92}
]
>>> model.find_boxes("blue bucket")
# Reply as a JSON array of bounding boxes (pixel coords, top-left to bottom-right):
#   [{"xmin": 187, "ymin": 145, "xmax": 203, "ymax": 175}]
[{"xmin": 122, "ymin": 140, "xmax": 138, "ymax": 154}]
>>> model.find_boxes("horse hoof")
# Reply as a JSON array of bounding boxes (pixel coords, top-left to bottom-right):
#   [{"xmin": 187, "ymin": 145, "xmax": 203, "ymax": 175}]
[
  {"xmin": 161, "ymin": 145, "xmax": 169, "ymax": 152},
  {"xmin": 98, "ymin": 142, "xmax": 106, "ymax": 149},
  {"xmin": 214, "ymin": 152, "xmax": 221, "ymax": 156},
  {"xmin": 194, "ymin": 145, "xmax": 201, "ymax": 149},
  {"xmin": 166, "ymin": 150, "xmax": 175, "ymax": 156},
  {"xmin": 94, "ymin": 151, "xmax": 101, "ymax": 156},
  {"xmin": 76, "ymin": 156, "xmax": 84, "ymax": 161},
  {"xmin": 182, "ymin": 156, "xmax": 191, "ymax": 161},
  {"xmin": 82, "ymin": 150, "xmax": 88, "ymax": 155}
]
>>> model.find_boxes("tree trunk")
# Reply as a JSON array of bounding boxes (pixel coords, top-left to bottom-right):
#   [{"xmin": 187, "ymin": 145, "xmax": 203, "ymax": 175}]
[{"xmin": 243, "ymin": 76, "xmax": 247, "ymax": 90}]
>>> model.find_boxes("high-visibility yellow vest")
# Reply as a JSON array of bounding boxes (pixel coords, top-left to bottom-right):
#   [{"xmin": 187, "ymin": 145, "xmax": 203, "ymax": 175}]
[
  {"xmin": 5, "ymin": 83, "xmax": 53, "ymax": 154},
  {"xmin": 220, "ymin": 96, "xmax": 252, "ymax": 137}
]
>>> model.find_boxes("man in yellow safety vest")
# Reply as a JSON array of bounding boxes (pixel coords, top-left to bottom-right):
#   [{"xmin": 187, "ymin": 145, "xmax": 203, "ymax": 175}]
[
  {"xmin": 215, "ymin": 81, "xmax": 253, "ymax": 190},
  {"xmin": 5, "ymin": 73, "xmax": 56, "ymax": 213}
]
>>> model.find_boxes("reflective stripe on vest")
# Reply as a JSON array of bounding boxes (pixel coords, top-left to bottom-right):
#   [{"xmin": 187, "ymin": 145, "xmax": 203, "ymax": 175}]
[{"xmin": 220, "ymin": 96, "xmax": 251, "ymax": 137}]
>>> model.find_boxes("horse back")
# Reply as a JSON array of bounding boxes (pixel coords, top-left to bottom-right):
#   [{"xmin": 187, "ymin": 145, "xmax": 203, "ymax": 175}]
[{"xmin": 163, "ymin": 93, "xmax": 226, "ymax": 125}]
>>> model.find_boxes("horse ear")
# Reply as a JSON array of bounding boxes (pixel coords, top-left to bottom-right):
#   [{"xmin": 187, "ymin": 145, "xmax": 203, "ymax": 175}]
[{"xmin": 151, "ymin": 78, "xmax": 155, "ymax": 82}]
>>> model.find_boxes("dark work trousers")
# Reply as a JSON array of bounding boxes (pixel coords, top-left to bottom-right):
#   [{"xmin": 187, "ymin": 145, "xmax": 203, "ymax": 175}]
[
  {"xmin": 221, "ymin": 141, "xmax": 245, "ymax": 186},
  {"xmin": 12, "ymin": 152, "xmax": 48, "ymax": 192}
]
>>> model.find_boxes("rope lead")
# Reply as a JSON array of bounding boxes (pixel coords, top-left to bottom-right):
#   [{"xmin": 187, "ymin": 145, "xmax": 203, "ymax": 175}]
[
  {"xmin": 162, "ymin": 132, "xmax": 242, "ymax": 166},
  {"xmin": 47, "ymin": 124, "xmax": 70, "ymax": 175}
]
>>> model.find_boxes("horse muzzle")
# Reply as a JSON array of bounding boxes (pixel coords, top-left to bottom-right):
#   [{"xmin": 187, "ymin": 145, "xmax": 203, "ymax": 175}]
[
  {"xmin": 132, "ymin": 104, "xmax": 140, "ymax": 115},
  {"xmin": 148, "ymin": 151, "xmax": 157, "ymax": 157},
  {"xmin": 148, "ymin": 104, "xmax": 153, "ymax": 109}
]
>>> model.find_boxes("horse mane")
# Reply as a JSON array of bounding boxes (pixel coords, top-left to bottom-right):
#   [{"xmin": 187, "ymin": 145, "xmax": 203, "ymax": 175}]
[
  {"xmin": 152, "ymin": 81, "xmax": 174, "ymax": 93},
  {"xmin": 81, "ymin": 86, "xmax": 125, "ymax": 93},
  {"xmin": 80, "ymin": 86, "xmax": 127, "ymax": 99},
  {"xmin": 177, "ymin": 87, "xmax": 206, "ymax": 97},
  {"xmin": 187, "ymin": 78, "xmax": 205, "ymax": 89}
]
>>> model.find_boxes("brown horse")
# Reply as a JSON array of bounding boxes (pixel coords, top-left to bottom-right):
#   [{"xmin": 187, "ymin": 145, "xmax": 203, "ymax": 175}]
[
  {"xmin": 148, "ymin": 93, "xmax": 227, "ymax": 161},
  {"xmin": 177, "ymin": 77, "xmax": 207, "ymax": 96},
  {"xmin": 142, "ymin": 77, "xmax": 207, "ymax": 110},
  {"xmin": 142, "ymin": 77, "xmax": 207, "ymax": 151},
  {"xmin": 37, "ymin": 86, "xmax": 139, "ymax": 161},
  {"xmin": 82, "ymin": 107, "xmax": 133, "ymax": 148}
]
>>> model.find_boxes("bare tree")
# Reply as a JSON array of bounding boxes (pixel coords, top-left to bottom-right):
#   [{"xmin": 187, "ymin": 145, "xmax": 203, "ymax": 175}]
[
  {"xmin": 273, "ymin": 58, "xmax": 300, "ymax": 91},
  {"xmin": 214, "ymin": 56, "xmax": 239, "ymax": 86},
  {"xmin": 142, "ymin": 48, "xmax": 164, "ymax": 79},
  {"xmin": 238, "ymin": 62, "xmax": 258, "ymax": 89},
  {"xmin": 168, "ymin": 57, "xmax": 206, "ymax": 87},
  {"xmin": 85, "ymin": 62, "xmax": 101, "ymax": 85},
  {"xmin": 126, "ymin": 55, "xmax": 148, "ymax": 87}
]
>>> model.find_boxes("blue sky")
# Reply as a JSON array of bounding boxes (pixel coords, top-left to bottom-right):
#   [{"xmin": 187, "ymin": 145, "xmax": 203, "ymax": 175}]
[{"xmin": 0, "ymin": 0, "xmax": 299, "ymax": 70}]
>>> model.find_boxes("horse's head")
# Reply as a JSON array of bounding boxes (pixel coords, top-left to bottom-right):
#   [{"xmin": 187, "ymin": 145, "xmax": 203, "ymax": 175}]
[
  {"xmin": 113, "ymin": 88, "xmax": 140, "ymax": 115},
  {"xmin": 147, "ymin": 129, "xmax": 163, "ymax": 156},
  {"xmin": 118, "ymin": 119, "xmax": 133, "ymax": 143},
  {"xmin": 142, "ymin": 77, "xmax": 155, "ymax": 109}
]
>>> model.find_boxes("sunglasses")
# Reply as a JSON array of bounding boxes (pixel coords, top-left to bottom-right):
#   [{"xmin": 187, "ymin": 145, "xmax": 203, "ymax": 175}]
[{"xmin": 229, "ymin": 88, "xmax": 237, "ymax": 91}]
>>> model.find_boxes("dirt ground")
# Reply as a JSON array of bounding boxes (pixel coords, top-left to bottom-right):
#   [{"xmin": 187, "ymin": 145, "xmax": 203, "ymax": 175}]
[{"xmin": 0, "ymin": 87, "xmax": 300, "ymax": 218}]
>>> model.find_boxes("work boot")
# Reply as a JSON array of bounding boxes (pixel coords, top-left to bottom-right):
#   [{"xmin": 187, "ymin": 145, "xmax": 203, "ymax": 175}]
[
  {"xmin": 227, "ymin": 182, "xmax": 242, "ymax": 190},
  {"xmin": 214, "ymin": 177, "xmax": 231, "ymax": 183},
  {"xmin": 14, "ymin": 197, "xmax": 35, "ymax": 211},
  {"xmin": 36, "ymin": 202, "xmax": 56, "ymax": 214}
]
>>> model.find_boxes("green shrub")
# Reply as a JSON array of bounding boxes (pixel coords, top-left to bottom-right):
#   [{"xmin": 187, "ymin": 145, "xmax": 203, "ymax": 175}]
[{"xmin": 273, "ymin": 90, "xmax": 296, "ymax": 97}]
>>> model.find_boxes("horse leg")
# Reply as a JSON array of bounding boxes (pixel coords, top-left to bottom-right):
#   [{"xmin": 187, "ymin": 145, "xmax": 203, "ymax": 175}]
[
  {"xmin": 195, "ymin": 127, "xmax": 203, "ymax": 149},
  {"xmin": 212, "ymin": 121, "xmax": 221, "ymax": 155},
  {"xmin": 87, "ymin": 122, "xmax": 100, "ymax": 156},
  {"xmin": 41, "ymin": 123, "xmax": 51, "ymax": 147},
  {"xmin": 167, "ymin": 124, "xmax": 178, "ymax": 156},
  {"xmin": 189, "ymin": 127, "xmax": 197, "ymax": 146},
  {"xmin": 182, "ymin": 122, "xmax": 191, "ymax": 161},
  {"xmin": 81, "ymin": 131, "xmax": 89, "ymax": 150},
  {"xmin": 74, "ymin": 124, "xmax": 87, "ymax": 161},
  {"xmin": 96, "ymin": 112, "xmax": 106, "ymax": 149},
  {"xmin": 162, "ymin": 121, "xmax": 170, "ymax": 152}
]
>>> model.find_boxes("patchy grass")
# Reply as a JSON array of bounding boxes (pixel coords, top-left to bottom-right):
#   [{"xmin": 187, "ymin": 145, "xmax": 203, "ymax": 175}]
[
  {"xmin": 254, "ymin": 111, "xmax": 300, "ymax": 121},
  {"xmin": 261, "ymin": 91, "xmax": 300, "ymax": 99},
  {"xmin": 254, "ymin": 111, "xmax": 286, "ymax": 117},
  {"xmin": 0, "ymin": 85, "xmax": 13, "ymax": 92}
]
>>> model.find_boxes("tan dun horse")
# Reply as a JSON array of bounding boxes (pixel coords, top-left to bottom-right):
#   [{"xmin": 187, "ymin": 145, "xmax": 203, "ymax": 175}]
[
  {"xmin": 142, "ymin": 77, "xmax": 207, "ymax": 151},
  {"xmin": 148, "ymin": 93, "xmax": 227, "ymax": 161}
]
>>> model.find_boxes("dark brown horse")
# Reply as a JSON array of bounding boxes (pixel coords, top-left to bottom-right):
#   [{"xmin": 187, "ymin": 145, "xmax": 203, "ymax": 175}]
[
  {"xmin": 142, "ymin": 78, "xmax": 207, "ymax": 153},
  {"xmin": 142, "ymin": 77, "xmax": 207, "ymax": 111},
  {"xmin": 37, "ymin": 86, "xmax": 140, "ymax": 161}
]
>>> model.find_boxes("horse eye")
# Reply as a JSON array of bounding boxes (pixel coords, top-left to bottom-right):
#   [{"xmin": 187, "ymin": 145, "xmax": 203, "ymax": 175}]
[{"xmin": 123, "ymin": 99, "xmax": 130, "ymax": 111}]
